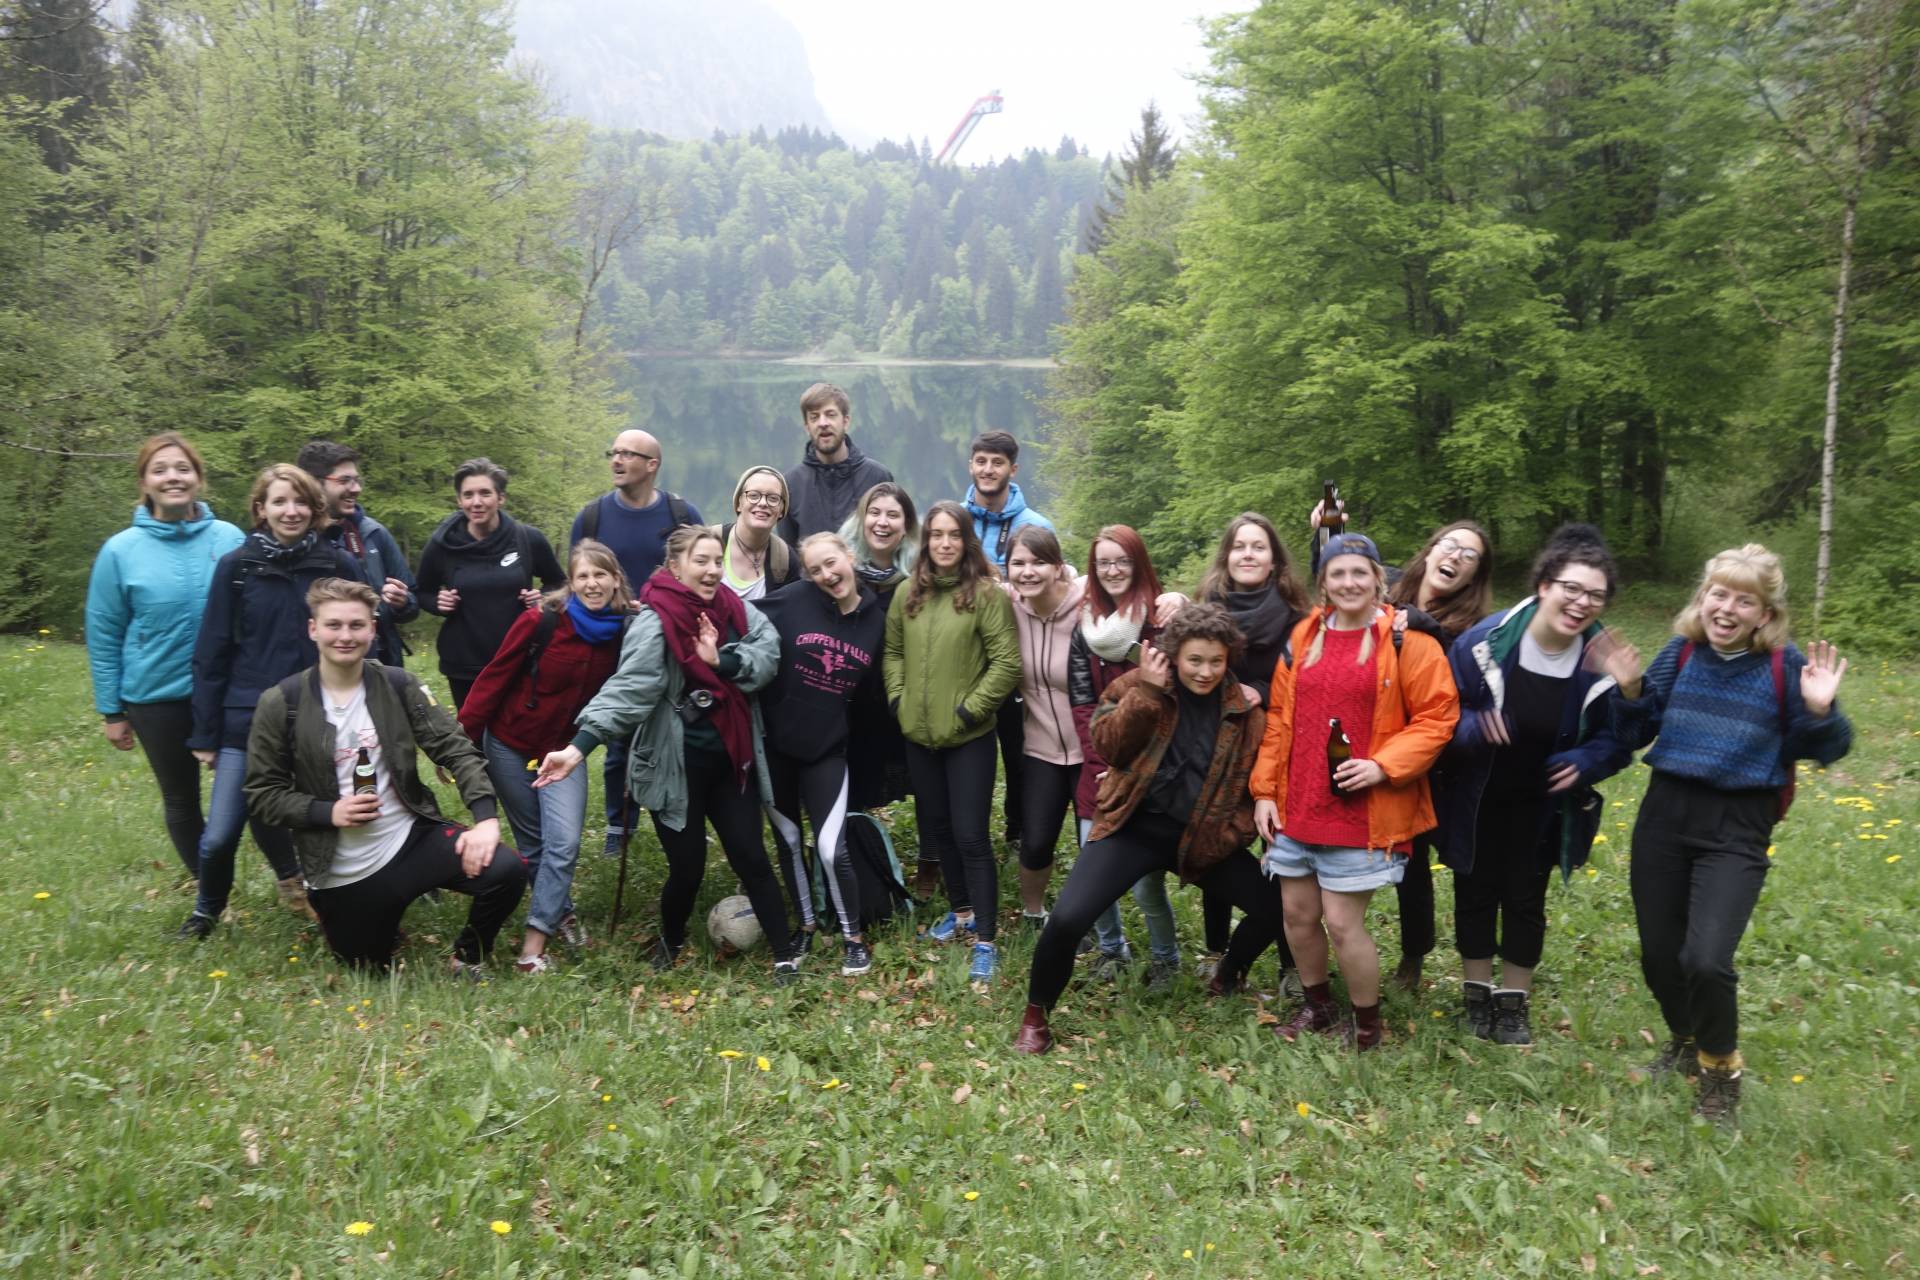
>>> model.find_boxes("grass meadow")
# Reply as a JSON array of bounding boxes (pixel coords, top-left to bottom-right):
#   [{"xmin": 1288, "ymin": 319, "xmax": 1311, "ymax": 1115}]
[{"xmin": 3, "ymin": 606, "xmax": 1917, "ymax": 1278}]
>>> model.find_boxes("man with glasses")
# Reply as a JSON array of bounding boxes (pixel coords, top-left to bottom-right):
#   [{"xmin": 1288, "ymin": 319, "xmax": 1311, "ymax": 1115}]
[
  {"xmin": 296, "ymin": 441, "xmax": 418, "ymax": 668},
  {"xmin": 569, "ymin": 428, "xmax": 703, "ymax": 859},
  {"xmin": 779, "ymin": 383, "xmax": 893, "ymax": 542}
]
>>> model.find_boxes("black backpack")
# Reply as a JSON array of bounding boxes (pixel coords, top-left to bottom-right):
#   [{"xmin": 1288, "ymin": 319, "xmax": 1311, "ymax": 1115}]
[
  {"xmin": 579, "ymin": 490, "xmax": 696, "ymax": 545},
  {"xmin": 811, "ymin": 812, "xmax": 917, "ymax": 933}
]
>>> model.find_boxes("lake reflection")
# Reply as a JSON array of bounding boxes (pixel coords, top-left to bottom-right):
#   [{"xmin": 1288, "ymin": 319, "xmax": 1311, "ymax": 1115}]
[{"xmin": 614, "ymin": 359, "xmax": 1055, "ymax": 525}]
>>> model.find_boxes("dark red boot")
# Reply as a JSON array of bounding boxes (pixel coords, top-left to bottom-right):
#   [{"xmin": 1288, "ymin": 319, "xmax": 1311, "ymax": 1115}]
[
  {"xmin": 1275, "ymin": 996, "xmax": 1342, "ymax": 1043},
  {"xmin": 1013, "ymin": 1003, "xmax": 1054, "ymax": 1055}
]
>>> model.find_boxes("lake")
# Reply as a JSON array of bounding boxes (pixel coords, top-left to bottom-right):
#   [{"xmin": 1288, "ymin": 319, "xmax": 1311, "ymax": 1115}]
[{"xmin": 611, "ymin": 358, "xmax": 1058, "ymax": 528}]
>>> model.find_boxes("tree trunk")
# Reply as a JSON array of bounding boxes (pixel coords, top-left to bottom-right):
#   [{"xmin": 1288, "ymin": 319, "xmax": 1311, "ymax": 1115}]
[{"xmin": 1815, "ymin": 194, "xmax": 1856, "ymax": 624}]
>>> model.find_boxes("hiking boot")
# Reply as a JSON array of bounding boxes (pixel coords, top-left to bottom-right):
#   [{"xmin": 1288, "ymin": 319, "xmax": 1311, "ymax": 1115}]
[
  {"xmin": 556, "ymin": 913, "xmax": 589, "ymax": 949},
  {"xmin": 1643, "ymin": 1036, "xmax": 1698, "ymax": 1080},
  {"xmin": 841, "ymin": 940, "xmax": 873, "ymax": 977},
  {"xmin": 1346, "ymin": 1005, "xmax": 1385, "ymax": 1052},
  {"xmin": 602, "ymin": 831, "xmax": 626, "ymax": 861},
  {"xmin": 773, "ymin": 959, "xmax": 801, "ymax": 986},
  {"xmin": 1090, "ymin": 948, "xmax": 1130, "ymax": 985},
  {"xmin": 175, "ymin": 911, "xmax": 215, "ymax": 942},
  {"xmin": 1490, "ymin": 989, "xmax": 1532, "ymax": 1045},
  {"xmin": 968, "ymin": 941, "xmax": 997, "ymax": 985},
  {"xmin": 1013, "ymin": 1002, "xmax": 1054, "ymax": 1054},
  {"xmin": 1145, "ymin": 957, "xmax": 1179, "ymax": 993},
  {"xmin": 1461, "ymin": 980, "xmax": 1494, "ymax": 1040},
  {"xmin": 927, "ymin": 912, "xmax": 977, "ymax": 944},
  {"xmin": 275, "ymin": 876, "xmax": 318, "ymax": 922},
  {"xmin": 1390, "ymin": 953, "xmax": 1423, "ymax": 994},
  {"xmin": 1695, "ymin": 1064, "xmax": 1742, "ymax": 1124},
  {"xmin": 648, "ymin": 937, "xmax": 685, "ymax": 972},
  {"xmin": 1275, "ymin": 998, "xmax": 1342, "ymax": 1043}
]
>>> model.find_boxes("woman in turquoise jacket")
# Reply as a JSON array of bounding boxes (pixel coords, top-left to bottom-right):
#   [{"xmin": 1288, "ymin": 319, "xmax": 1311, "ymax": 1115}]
[{"xmin": 85, "ymin": 434, "xmax": 245, "ymax": 877}]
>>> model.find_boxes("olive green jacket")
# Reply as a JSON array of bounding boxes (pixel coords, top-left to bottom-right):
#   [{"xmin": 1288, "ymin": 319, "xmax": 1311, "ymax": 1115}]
[{"xmin": 883, "ymin": 580, "xmax": 1022, "ymax": 750}]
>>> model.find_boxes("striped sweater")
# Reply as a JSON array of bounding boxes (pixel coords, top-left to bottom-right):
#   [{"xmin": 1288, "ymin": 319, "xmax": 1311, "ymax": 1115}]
[{"xmin": 1611, "ymin": 637, "xmax": 1852, "ymax": 791}]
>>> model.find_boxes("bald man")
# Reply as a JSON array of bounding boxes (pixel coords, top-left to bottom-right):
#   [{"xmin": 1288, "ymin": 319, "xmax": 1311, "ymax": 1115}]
[{"xmin": 570, "ymin": 429, "xmax": 704, "ymax": 859}]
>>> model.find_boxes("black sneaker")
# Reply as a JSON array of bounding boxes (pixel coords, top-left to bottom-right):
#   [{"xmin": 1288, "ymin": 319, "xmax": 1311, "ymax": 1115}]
[
  {"xmin": 1090, "ymin": 949, "xmax": 1130, "ymax": 985},
  {"xmin": 1022, "ymin": 912, "xmax": 1049, "ymax": 934},
  {"xmin": 648, "ymin": 938, "xmax": 685, "ymax": 971},
  {"xmin": 1145, "ymin": 957, "xmax": 1179, "ymax": 993},
  {"xmin": 175, "ymin": 911, "xmax": 214, "ymax": 942},
  {"xmin": 1490, "ymin": 988, "xmax": 1532, "ymax": 1045},
  {"xmin": 1695, "ymin": 1064, "xmax": 1742, "ymax": 1124},
  {"xmin": 1643, "ymin": 1036, "xmax": 1698, "ymax": 1079},
  {"xmin": 1461, "ymin": 980, "xmax": 1494, "ymax": 1040},
  {"xmin": 841, "ymin": 940, "xmax": 873, "ymax": 976},
  {"xmin": 602, "ymin": 832, "xmax": 625, "ymax": 861},
  {"xmin": 773, "ymin": 959, "xmax": 801, "ymax": 986}
]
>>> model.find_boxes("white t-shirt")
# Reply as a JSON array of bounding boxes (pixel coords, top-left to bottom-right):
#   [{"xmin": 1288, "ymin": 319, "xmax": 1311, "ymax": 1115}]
[
  {"xmin": 311, "ymin": 684, "xmax": 415, "ymax": 889},
  {"xmin": 1519, "ymin": 630, "xmax": 1582, "ymax": 679}
]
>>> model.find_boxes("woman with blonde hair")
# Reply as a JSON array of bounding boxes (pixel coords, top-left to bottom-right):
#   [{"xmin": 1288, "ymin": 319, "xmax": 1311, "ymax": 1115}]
[
  {"xmin": 459, "ymin": 539, "xmax": 633, "ymax": 972},
  {"xmin": 1595, "ymin": 543, "xmax": 1852, "ymax": 1122},
  {"xmin": 715, "ymin": 465, "xmax": 801, "ymax": 600}
]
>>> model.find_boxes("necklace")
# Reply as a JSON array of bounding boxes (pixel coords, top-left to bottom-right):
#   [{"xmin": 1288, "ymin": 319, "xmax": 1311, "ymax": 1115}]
[{"xmin": 733, "ymin": 530, "xmax": 766, "ymax": 576}]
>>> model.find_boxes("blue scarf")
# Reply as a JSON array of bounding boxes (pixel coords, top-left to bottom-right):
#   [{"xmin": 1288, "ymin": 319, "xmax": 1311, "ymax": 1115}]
[{"xmin": 566, "ymin": 595, "xmax": 626, "ymax": 645}]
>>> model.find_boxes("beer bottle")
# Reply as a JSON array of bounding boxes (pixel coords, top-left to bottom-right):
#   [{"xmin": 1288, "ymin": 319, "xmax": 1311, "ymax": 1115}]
[
  {"xmin": 1326, "ymin": 717, "xmax": 1352, "ymax": 792},
  {"xmin": 1321, "ymin": 481, "xmax": 1346, "ymax": 531},
  {"xmin": 352, "ymin": 747, "xmax": 377, "ymax": 797}
]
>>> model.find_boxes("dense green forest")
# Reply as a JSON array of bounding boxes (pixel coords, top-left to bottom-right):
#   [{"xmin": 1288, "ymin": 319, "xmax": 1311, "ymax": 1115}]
[
  {"xmin": 590, "ymin": 128, "xmax": 1102, "ymax": 358},
  {"xmin": 1050, "ymin": 0, "xmax": 1920, "ymax": 650}
]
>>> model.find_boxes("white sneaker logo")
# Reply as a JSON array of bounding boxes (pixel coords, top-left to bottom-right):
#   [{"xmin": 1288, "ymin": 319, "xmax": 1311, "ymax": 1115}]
[{"xmin": 500, "ymin": 552, "xmax": 521, "ymax": 568}]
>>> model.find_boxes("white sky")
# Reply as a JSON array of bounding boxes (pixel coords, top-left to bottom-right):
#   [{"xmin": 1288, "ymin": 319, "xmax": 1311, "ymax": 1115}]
[{"xmin": 760, "ymin": 0, "xmax": 1242, "ymax": 161}]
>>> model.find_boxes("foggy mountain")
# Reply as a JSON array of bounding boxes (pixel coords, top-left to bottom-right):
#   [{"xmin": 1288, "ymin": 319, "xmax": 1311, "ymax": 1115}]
[{"xmin": 512, "ymin": 0, "xmax": 836, "ymax": 137}]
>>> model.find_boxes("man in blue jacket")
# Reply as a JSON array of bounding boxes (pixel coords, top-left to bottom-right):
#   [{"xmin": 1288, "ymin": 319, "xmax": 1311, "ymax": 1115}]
[{"xmin": 297, "ymin": 442, "xmax": 418, "ymax": 668}]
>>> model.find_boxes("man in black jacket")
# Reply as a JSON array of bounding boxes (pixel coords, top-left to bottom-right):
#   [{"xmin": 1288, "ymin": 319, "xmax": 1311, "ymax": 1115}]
[
  {"xmin": 245, "ymin": 578, "xmax": 525, "ymax": 972},
  {"xmin": 779, "ymin": 383, "xmax": 894, "ymax": 542}
]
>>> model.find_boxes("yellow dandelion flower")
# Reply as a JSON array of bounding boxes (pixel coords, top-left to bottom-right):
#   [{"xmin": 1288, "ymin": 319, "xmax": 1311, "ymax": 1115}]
[
  {"xmin": 1431, "ymin": 1009, "xmax": 1445, "ymax": 1018},
  {"xmin": 33, "ymin": 891, "xmax": 50, "ymax": 900},
  {"xmin": 208, "ymin": 970, "xmax": 228, "ymax": 979},
  {"xmin": 1183, "ymin": 1250, "xmax": 1194, "ymax": 1260},
  {"xmin": 345, "ymin": 1221, "xmax": 373, "ymax": 1236},
  {"xmin": 607, "ymin": 1123, "xmax": 618, "ymax": 1131},
  {"xmin": 1592, "ymin": 834, "xmax": 1608, "ymax": 844},
  {"xmin": 1791, "ymin": 1075, "xmax": 1806, "ymax": 1083},
  {"xmin": 1205, "ymin": 1243, "xmax": 1216, "ymax": 1252},
  {"xmin": 963, "ymin": 1190, "xmax": 980, "ymax": 1201},
  {"xmin": 489, "ymin": 1220, "xmax": 512, "ymax": 1236},
  {"xmin": 601, "ymin": 1093, "xmax": 612, "ymax": 1102},
  {"xmin": 1295, "ymin": 1102, "xmax": 1312, "ymax": 1118},
  {"xmin": 1766, "ymin": 845, "xmax": 1776, "ymax": 857},
  {"xmin": 717, "ymin": 1050, "xmax": 742, "ymax": 1059},
  {"xmin": 1071, "ymin": 1082, "xmax": 1088, "ymax": 1091},
  {"xmin": 1887, "ymin": 854, "xmax": 1902, "ymax": 865},
  {"xmin": 822, "ymin": 1078, "xmax": 841, "ymax": 1090},
  {"xmin": 1585, "ymin": 867, "xmax": 1598, "ymax": 878},
  {"xmin": 755, "ymin": 1056, "xmax": 771, "ymax": 1072}
]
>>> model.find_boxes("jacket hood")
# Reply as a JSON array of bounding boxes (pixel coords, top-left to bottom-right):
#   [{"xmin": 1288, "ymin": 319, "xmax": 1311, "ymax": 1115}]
[
  {"xmin": 1482, "ymin": 595, "xmax": 1607, "ymax": 664},
  {"xmin": 132, "ymin": 501, "xmax": 220, "ymax": 540},
  {"xmin": 964, "ymin": 482, "xmax": 1030, "ymax": 523},
  {"xmin": 434, "ymin": 511, "xmax": 522, "ymax": 556},
  {"xmin": 801, "ymin": 436, "xmax": 871, "ymax": 472}
]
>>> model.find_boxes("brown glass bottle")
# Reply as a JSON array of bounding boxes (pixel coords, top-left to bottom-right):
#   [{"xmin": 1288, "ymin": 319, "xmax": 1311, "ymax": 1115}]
[
  {"xmin": 1321, "ymin": 481, "xmax": 1346, "ymax": 531},
  {"xmin": 352, "ymin": 747, "xmax": 377, "ymax": 797},
  {"xmin": 1326, "ymin": 717, "xmax": 1352, "ymax": 792}
]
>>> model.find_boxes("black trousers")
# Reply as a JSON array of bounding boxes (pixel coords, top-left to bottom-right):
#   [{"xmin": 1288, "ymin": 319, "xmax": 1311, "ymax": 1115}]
[
  {"xmin": 309, "ymin": 818, "xmax": 527, "ymax": 970},
  {"xmin": 123, "ymin": 699, "xmax": 204, "ymax": 876},
  {"xmin": 1029, "ymin": 813, "xmax": 1281, "ymax": 1009},
  {"xmin": 653, "ymin": 746, "xmax": 796, "ymax": 959},
  {"xmin": 1453, "ymin": 800, "xmax": 1552, "ymax": 969},
  {"xmin": 1631, "ymin": 771, "xmax": 1776, "ymax": 1056},
  {"xmin": 447, "ymin": 677, "xmax": 475, "ymax": 714},
  {"xmin": 1396, "ymin": 834, "xmax": 1438, "ymax": 959},
  {"xmin": 768, "ymin": 750, "xmax": 860, "ymax": 935},
  {"xmin": 906, "ymin": 733, "xmax": 1000, "ymax": 941},
  {"xmin": 1019, "ymin": 757, "xmax": 1080, "ymax": 871},
  {"xmin": 995, "ymin": 696, "xmax": 1026, "ymax": 840},
  {"xmin": 1203, "ymin": 886, "xmax": 1233, "ymax": 952}
]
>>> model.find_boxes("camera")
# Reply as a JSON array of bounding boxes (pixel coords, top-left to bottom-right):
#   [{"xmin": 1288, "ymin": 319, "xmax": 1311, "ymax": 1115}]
[{"xmin": 674, "ymin": 687, "xmax": 716, "ymax": 725}]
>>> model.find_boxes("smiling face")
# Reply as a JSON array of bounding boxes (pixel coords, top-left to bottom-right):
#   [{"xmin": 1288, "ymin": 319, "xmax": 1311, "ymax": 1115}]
[
  {"xmin": 1322, "ymin": 554, "xmax": 1381, "ymax": 618},
  {"xmin": 1175, "ymin": 637, "xmax": 1231, "ymax": 697},
  {"xmin": 1536, "ymin": 562, "xmax": 1610, "ymax": 639},
  {"xmin": 969, "ymin": 449, "xmax": 1015, "ymax": 501},
  {"xmin": 141, "ymin": 445, "xmax": 202, "ymax": 515},
  {"xmin": 805, "ymin": 404, "xmax": 848, "ymax": 459},
  {"xmin": 735, "ymin": 472, "xmax": 785, "ymax": 533},
  {"xmin": 1421, "ymin": 527, "xmax": 1485, "ymax": 599},
  {"xmin": 672, "ymin": 534, "xmax": 724, "ymax": 600},
  {"xmin": 1699, "ymin": 578, "xmax": 1771, "ymax": 650},
  {"xmin": 804, "ymin": 542, "xmax": 859, "ymax": 605},
  {"xmin": 1093, "ymin": 537, "xmax": 1134, "ymax": 601},
  {"xmin": 1226, "ymin": 523, "xmax": 1274, "ymax": 591},
  {"xmin": 1005, "ymin": 543, "xmax": 1060, "ymax": 601},
  {"xmin": 924, "ymin": 511, "xmax": 966, "ymax": 572},
  {"xmin": 255, "ymin": 479, "xmax": 315, "ymax": 545},
  {"xmin": 571, "ymin": 559, "xmax": 617, "ymax": 612},
  {"xmin": 459, "ymin": 475, "xmax": 502, "ymax": 532},
  {"xmin": 309, "ymin": 599, "xmax": 375, "ymax": 670},
  {"xmin": 322, "ymin": 464, "xmax": 362, "ymax": 518},
  {"xmin": 864, "ymin": 495, "xmax": 906, "ymax": 557}
]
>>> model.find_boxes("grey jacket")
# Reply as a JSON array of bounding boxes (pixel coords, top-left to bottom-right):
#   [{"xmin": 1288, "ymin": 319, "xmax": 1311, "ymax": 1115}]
[{"xmin": 573, "ymin": 603, "xmax": 780, "ymax": 832}]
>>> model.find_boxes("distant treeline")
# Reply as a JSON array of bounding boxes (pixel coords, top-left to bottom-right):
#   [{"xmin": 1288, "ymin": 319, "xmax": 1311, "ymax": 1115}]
[{"xmin": 591, "ymin": 127, "xmax": 1103, "ymax": 358}]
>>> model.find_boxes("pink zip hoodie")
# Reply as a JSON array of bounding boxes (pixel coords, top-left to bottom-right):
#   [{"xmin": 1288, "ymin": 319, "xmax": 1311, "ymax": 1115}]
[{"xmin": 1006, "ymin": 576, "xmax": 1088, "ymax": 766}]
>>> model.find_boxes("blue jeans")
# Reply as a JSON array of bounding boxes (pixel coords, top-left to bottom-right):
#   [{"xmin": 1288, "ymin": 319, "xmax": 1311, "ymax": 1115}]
[
  {"xmin": 1080, "ymin": 818, "xmax": 1181, "ymax": 965},
  {"xmin": 484, "ymin": 732, "xmax": 586, "ymax": 937},
  {"xmin": 194, "ymin": 746, "xmax": 297, "ymax": 918}
]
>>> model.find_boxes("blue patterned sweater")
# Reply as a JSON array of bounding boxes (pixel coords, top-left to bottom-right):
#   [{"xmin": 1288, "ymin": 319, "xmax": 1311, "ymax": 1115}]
[{"xmin": 1610, "ymin": 637, "xmax": 1852, "ymax": 791}]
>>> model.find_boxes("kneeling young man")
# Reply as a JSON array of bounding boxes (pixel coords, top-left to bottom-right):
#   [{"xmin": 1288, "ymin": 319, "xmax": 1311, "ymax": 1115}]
[{"xmin": 245, "ymin": 577, "xmax": 526, "ymax": 971}]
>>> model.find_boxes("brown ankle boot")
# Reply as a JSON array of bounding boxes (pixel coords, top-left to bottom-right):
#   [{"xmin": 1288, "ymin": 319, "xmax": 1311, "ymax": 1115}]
[
  {"xmin": 1275, "ymin": 997, "xmax": 1341, "ymax": 1043},
  {"xmin": 1348, "ymin": 1002, "xmax": 1385, "ymax": 1051},
  {"xmin": 1013, "ymin": 1003, "xmax": 1053, "ymax": 1054}
]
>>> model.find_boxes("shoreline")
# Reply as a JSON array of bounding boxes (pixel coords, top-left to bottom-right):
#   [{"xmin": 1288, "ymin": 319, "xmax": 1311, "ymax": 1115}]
[{"xmin": 620, "ymin": 350, "xmax": 1057, "ymax": 370}]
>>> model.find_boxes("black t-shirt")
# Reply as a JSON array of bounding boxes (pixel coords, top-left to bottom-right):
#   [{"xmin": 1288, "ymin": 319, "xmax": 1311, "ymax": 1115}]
[
  {"xmin": 1487, "ymin": 665, "xmax": 1569, "ymax": 800},
  {"xmin": 1146, "ymin": 682, "xmax": 1220, "ymax": 824}
]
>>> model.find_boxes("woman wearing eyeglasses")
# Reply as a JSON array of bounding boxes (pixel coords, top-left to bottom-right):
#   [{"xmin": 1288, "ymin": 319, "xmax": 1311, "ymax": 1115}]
[
  {"xmin": 1435, "ymin": 525, "xmax": 1632, "ymax": 1046},
  {"xmin": 714, "ymin": 466, "xmax": 801, "ymax": 602}
]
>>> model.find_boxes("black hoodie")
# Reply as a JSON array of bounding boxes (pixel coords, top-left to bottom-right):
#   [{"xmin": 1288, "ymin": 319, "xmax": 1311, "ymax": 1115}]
[
  {"xmin": 415, "ymin": 512, "xmax": 564, "ymax": 680},
  {"xmin": 754, "ymin": 577, "xmax": 887, "ymax": 762},
  {"xmin": 779, "ymin": 435, "xmax": 894, "ymax": 542}
]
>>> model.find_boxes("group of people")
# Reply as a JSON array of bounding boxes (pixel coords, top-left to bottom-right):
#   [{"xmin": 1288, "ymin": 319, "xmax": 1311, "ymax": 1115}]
[{"xmin": 85, "ymin": 383, "xmax": 1854, "ymax": 1123}]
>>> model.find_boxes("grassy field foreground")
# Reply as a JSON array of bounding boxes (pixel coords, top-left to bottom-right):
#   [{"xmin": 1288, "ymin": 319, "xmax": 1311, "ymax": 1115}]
[{"xmin": 2, "ymin": 632, "xmax": 1917, "ymax": 1278}]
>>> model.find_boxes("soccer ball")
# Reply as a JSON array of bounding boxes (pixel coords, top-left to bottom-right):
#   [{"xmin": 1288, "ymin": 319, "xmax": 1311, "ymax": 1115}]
[{"xmin": 706, "ymin": 895, "xmax": 763, "ymax": 954}]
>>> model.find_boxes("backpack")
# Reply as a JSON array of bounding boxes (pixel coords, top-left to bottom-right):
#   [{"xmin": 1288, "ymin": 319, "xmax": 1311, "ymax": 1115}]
[
  {"xmin": 579, "ymin": 490, "xmax": 696, "ymax": 546},
  {"xmin": 809, "ymin": 811, "xmax": 917, "ymax": 933},
  {"xmin": 1675, "ymin": 642, "xmax": 1794, "ymax": 819}
]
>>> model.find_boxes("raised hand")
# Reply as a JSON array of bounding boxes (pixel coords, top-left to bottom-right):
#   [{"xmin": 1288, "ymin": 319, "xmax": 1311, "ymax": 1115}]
[
  {"xmin": 694, "ymin": 613, "xmax": 721, "ymax": 667},
  {"xmin": 1151, "ymin": 592, "xmax": 1188, "ymax": 628},
  {"xmin": 1799, "ymin": 640, "xmax": 1848, "ymax": 716},
  {"xmin": 1585, "ymin": 626, "xmax": 1643, "ymax": 698},
  {"xmin": 1139, "ymin": 643, "xmax": 1171, "ymax": 689}
]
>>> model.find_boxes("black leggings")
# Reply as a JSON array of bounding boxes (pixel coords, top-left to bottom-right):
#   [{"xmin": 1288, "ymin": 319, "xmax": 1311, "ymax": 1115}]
[
  {"xmin": 1396, "ymin": 834, "xmax": 1437, "ymax": 959},
  {"xmin": 447, "ymin": 678, "xmax": 475, "ymax": 713},
  {"xmin": 123, "ymin": 699, "xmax": 203, "ymax": 876},
  {"xmin": 653, "ymin": 747, "xmax": 796, "ymax": 959},
  {"xmin": 906, "ymin": 732, "xmax": 999, "ymax": 941},
  {"xmin": 1029, "ymin": 812, "xmax": 1281, "ymax": 1009},
  {"xmin": 1203, "ymin": 887, "xmax": 1233, "ymax": 953},
  {"xmin": 1454, "ymin": 801, "xmax": 1552, "ymax": 969},
  {"xmin": 996, "ymin": 696, "xmax": 1025, "ymax": 837},
  {"xmin": 1019, "ymin": 757, "xmax": 1080, "ymax": 871},
  {"xmin": 768, "ymin": 751, "xmax": 859, "ymax": 935},
  {"xmin": 1631, "ymin": 772, "xmax": 1776, "ymax": 1056},
  {"xmin": 308, "ymin": 818, "xmax": 527, "ymax": 969},
  {"xmin": 1215, "ymin": 848, "xmax": 1300, "ymax": 980}
]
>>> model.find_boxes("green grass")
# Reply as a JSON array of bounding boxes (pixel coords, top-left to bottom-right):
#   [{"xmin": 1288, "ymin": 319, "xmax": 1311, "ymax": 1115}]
[{"xmin": 3, "ymin": 617, "xmax": 1917, "ymax": 1279}]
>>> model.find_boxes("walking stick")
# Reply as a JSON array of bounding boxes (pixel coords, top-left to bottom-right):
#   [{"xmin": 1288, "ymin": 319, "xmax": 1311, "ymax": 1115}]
[{"xmin": 608, "ymin": 793, "xmax": 634, "ymax": 934}]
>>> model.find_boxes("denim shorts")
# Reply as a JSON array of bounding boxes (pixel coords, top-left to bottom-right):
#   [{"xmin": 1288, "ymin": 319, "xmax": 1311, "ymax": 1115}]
[{"xmin": 1263, "ymin": 833, "xmax": 1406, "ymax": 893}]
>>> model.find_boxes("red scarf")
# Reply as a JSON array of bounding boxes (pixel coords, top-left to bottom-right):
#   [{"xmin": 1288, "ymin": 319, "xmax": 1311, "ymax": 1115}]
[{"xmin": 639, "ymin": 569, "xmax": 755, "ymax": 787}]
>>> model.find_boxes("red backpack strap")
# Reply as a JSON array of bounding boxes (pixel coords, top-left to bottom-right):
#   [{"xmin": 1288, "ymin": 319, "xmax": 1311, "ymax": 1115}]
[{"xmin": 1676, "ymin": 640, "xmax": 1694, "ymax": 673}]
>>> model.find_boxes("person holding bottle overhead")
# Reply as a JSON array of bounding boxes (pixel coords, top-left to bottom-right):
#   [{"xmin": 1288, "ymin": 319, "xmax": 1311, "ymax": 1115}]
[
  {"xmin": 1594, "ymin": 544, "xmax": 1852, "ymax": 1123},
  {"xmin": 1249, "ymin": 533, "xmax": 1458, "ymax": 1050},
  {"xmin": 414, "ymin": 458, "xmax": 565, "ymax": 711},
  {"xmin": 457, "ymin": 540, "xmax": 632, "ymax": 974},
  {"xmin": 1434, "ymin": 525, "xmax": 1632, "ymax": 1044},
  {"xmin": 758, "ymin": 533, "xmax": 889, "ymax": 975},
  {"xmin": 87, "ymin": 434, "xmax": 245, "ymax": 882},
  {"xmin": 181, "ymin": 464, "xmax": 361, "ymax": 939},
  {"xmin": 532, "ymin": 527, "xmax": 802, "ymax": 983},
  {"xmin": 884, "ymin": 500, "xmax": 1022, "ymax": 985}
]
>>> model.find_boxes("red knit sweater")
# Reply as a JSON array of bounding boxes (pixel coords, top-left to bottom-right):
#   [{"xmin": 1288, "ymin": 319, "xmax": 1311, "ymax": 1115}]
[{"xmin": 1284, "ymin": 627, "xmax": 1375, "ymax": 847}]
